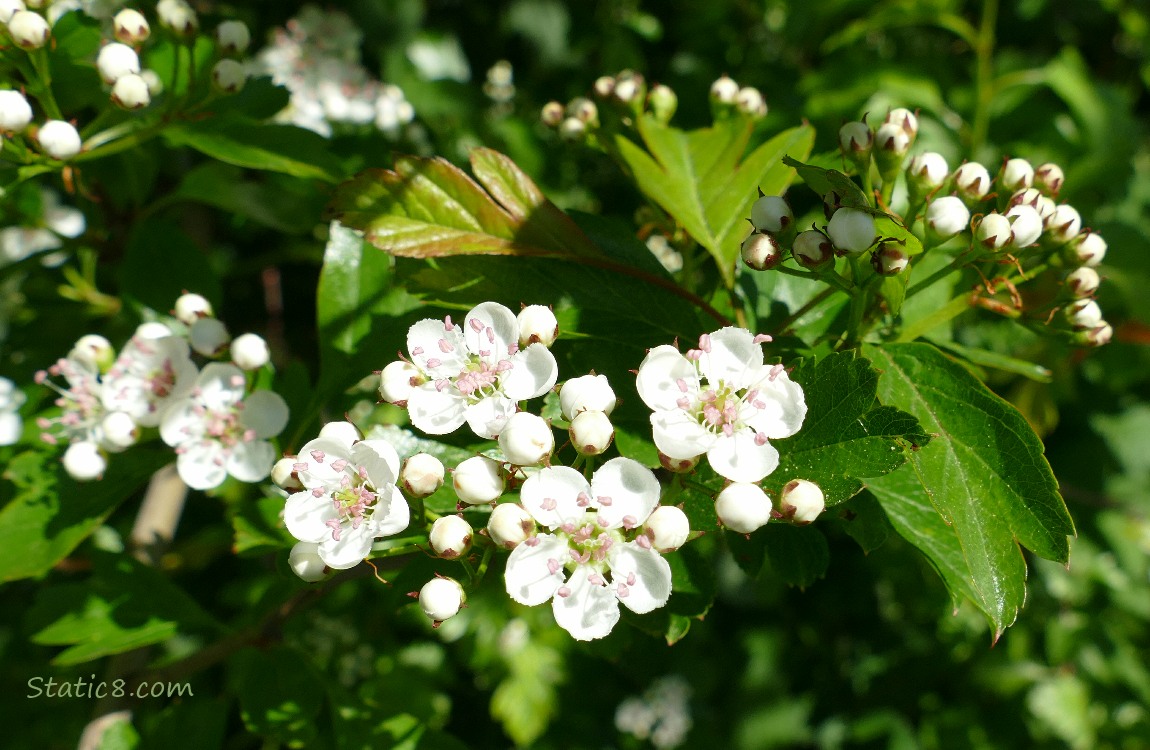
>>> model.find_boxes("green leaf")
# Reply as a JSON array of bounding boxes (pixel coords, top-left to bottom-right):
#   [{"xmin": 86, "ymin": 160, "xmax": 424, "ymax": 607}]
[
  {"xmin": 863, "ymin": 341, "xmax": 1075, "ymax": 638},
  {"xmin": 762, "ymin": 524, "xmax": 830, "ymax": 588},
  {"xmin": 231, "ymin": 493, "xmax": 296, "ymax": 556},
  {"xmin": 769, "ymin": 351, "xmax": 931, "ymax": 505},
  {"xmin": 490, "ymin": 639, "xmax": 563, "ymax": 747},
  {"xmin": 0, "ymin": 449, "xmax": 169, "ymax": 583},
  {"xmin": 231, "ymin": 646, "xmax": 324, "ymax": 747},
  {"xmin": 120, "ymin": 218, "xmax": 222, "ymax": 312},
  {"xmin": 163, "ymin": 117, "xmax": 342, "ymax": 182},
  {"xmin": 172, "ymin": 163, "xmax": 323, "ymax": 234},
  {"xmin": 782, "ymin": 155, "xmax": 870, "ymax": 208},
  {"xmin": 616, "ymin": 119, "xmax": 814, "ymax": 286},
  {"xmin": 832, "ymin": 492, "xmax": 894, "ymax": 553}
]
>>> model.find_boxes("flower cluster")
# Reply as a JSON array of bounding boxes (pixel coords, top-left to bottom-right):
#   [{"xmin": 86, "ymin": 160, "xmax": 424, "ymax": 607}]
[
  {"xmin": 615, "ymin": 675, "xmax": 694, "ymax": 749},
  {"xmin": 34, "ymin": 293, "xmax": 287, "ymax": 486}
]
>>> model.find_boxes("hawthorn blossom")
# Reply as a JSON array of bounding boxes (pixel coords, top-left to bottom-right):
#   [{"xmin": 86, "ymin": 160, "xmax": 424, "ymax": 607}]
[
  {"xmin": 503, "ymin": 458, "xmax": 673, "ymax": 641},
  {"xmin": 101, "ymin": 333, "xmax": 198, "ymax": 427},
  {"xmin": 160, "ymin": 363, "xmax": 289, "ymax": 490},
  {"xmin": 636, "ymin": 327, "xmax": 806, "ymax": 483},
  {"xmin": 398, "ymin": 302, "xmax": 558, "ymax": 439},
  {"xmin": 283, "ymin": 423, "xmax": 410, "ymax": 570},
  {"xmin": 0, "ymin": 376, "xmax": 24, "ymax": 445},
  {"xmin": 35, "ymin": 350, "xmax": 107, "ymax": 447}
]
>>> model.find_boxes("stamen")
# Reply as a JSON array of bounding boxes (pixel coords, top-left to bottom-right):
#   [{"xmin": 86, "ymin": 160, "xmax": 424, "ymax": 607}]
[
  {"xmin": 557, "ymin": 586, "xmax": 571, "ymax": 598},
  {"xmin": 310, "ymin": 450, "xmax": 326, "ymax": 463},
  {"xmin": 753, "ymin": 333, "xmax": 773, "ymax": 344}
]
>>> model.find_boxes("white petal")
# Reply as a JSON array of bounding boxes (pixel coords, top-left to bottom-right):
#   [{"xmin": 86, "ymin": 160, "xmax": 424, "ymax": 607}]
[
  {"xmin": 551, "ymin": 565, "xmax": 620, "ymax": 641},
  {"xmin": 591, "ymin": 457, "xmax": 660, "ymax": 529},
  {"xmin": 651, "ymin": 409, "xmax": 713, "ymax": 460},
  {"xmin": 746, "ymin": 367, "xmax": 807, "ymax": 439},
  {"xmin": 371, "ymin": 484, "xmax": 410, "ymax": 536},
  {"xmin": 501, "ymin": 343, "xmax": 558, "ymax": 400},
  {"xmin": 699, "ymin": 327, "xmax": 763, "ymax": 389},
  {"xmin": 519, "ymin": 466, "xmax": 590, "ymax": 528},
  {"xmin": 609, "ymin": 541, "xmax": 672, "ymax": 614},
  {"xmin": 407, "ymin": 318, "xmax": 468, "ymax": 376},
  {"xmin": 159, "ymin": 399, "xmax": 202, "ymax": 447},
  {"xmin": 296, "ymin": 437, "xmax": 354, "ymax": 487},
  {"xmin": 0, "ymin": 412, "xmax": 21, "ymax": 445},
  {"xmin": 407, "ymin": 383, "xmax": 468, "ymax": 435},
  {"xmin": 464, "ymin": 394, "xmax": 516, "ymax": 439},
  {"xmin": 504, "ymin": 533, "xmax": 568, "ymax": 605},
  {"xmin": 194, "ymin": 362, "xmax": 246, "ymax": 411},
  {"xmin": 636, "ymin": 345, "xmax": 699, "ymax": 411},
  {"xmin": 463, "ymin": 301, "xmax": 517, "ymax": 361},
  {"xmin": 227, "ymin": 440, "xmax": 275, "ymax": 483},
  {"xmin": 318, "ymin": 522, "xmax": 375, "ymax": 569},
  {"xmin": 352, "ymin": 439, "xmax": 401, "ymax": 486},
  {"xmin": 706, "ymin": 429, "xmax": 779, "ymax": 483},
  {"xmin": 176, "ymin": 439, "xmax": 228, "ymax": 490},
  {"xmin": 239, "ymin": 390, "xmax": 289, "ymax": 439},
  {"xmin": 284, "ymin": 490, "xmax": 337, "ymax": 543}
]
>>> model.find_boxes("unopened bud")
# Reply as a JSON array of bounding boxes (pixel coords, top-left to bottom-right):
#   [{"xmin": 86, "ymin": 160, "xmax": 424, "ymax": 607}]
[
  {"xmin": 569, "ymin": 410, "xmax": 614, "ymax": 456},
  {"xmin": 874, "ymin": 121, "xmax": 910, "ymax": 155},
  {"xmin": 644, "ymin": 505, "xmax": 690, "ymax": 552},
  {"xmin": 907, "ymin": 152, "xmax": 949, "ymax": 192},
  {"xmin": 1065, "ymin": 267, "xmax": 1100, "ymax": 298},
  {"xmin": 401, "ymin": 453, "xmax": 445, "ymax": 498},
  {"xmin": 925, "ymin": 196, "xmax": 970, "ymax": 243},
  {"xmin": 288, "ymin": 542, "xmax": 327, "ymax": 582},
  {"xmin": 749, "ymin": 194, "xmax": 793, "ymax": 234},
  {"xmin": 230, "ymin": 333, "xmax": 270, "ymax": 370},
  {"xmin": 540, "ymin": 101, "xmax": 564, "ymax": 127},
  {"xmin": 735, "ymin": 87, "xmax": 767, "ymax": 118},
  {"xmin": 172, "ymin": 291, "xmax": 212, "ymax": 327},
  {"xmin": 647, "ymin": 84, "xmax": 677, "ymax": 122},
  {"xmin": 592, "ymin": 75, "xmax": 615, "ymax": 98},
  {"xmin": 559, "ymin": 374, "xmax": 616, "ymax": 419},
  {"xmin": 271, "ymin": 457, "xmax": 304, "ymax": 491},
  {"xmin": 778, "ymin": 479, "xmax": 825, "ymax": 524},
  {"xmin": 827, "ymin": 207, "xmax": 876, "ymax": 255},
  {"xmin": 0, "ymin": 89, "xmax": 33, "ymax": 132},
  {"xmin": 658, "ymin": 451, "xmax": 699, "ymax": 473},
  {"xmin": 498, "ymin": 412, "xmax": 554, "ymax": 466},
  {"xmin": 715, "ymin": 482, "xmax": 772, "ymax": 534},
  {"xmin": 612, "ymin": 70, "xmax": 644, "ymax": 104},
  {"xmin": 517, "ymin": 305, "xmax": 558, "ymax": 348},
  {"xmin": 69, "ymin": 334, "xmax": 114, "ymax": 372},
  {"xmin": 216, "ymin": 20, "xmax": 250, "ymax": 55},
  {"xmin": 419, "ymin": 577, "xmax": 465, "ymax": 624},
  {"xmin": 140, "ymin": 69, "xmax": 163, "ymax": 96},
  {"xmin": 558, "ymin": 116, "xmax": 586, "ymax": 140},
  {"xmin": 0, "ymin": 0, "xmax": 24, "ymax": 24},
  {"xmin": 1068, "ymin": 231, "xmax": 1106, "ymax": 267},
  {"xmin": 998, "ymin": 158, "xmax": 1034, "ymax": 193},
  {"xmin": 98, "ymin": 411, "xmax": 138, "ymax": 452},
  {"xmin": 157, "ymin": 0, "xmax": 197, "ymax": 36},
  {"xmin": 135, "ymin": 321, "xmax": 173, "ymax": 339},
  {"xmin": 1044, "ymin": 204, "xmax": 1081, "ymax": 245},
  {"xmin": 212, "ymin": 59, "xmax": 247, "ymax": 94},
  {"xmin": 429, "ymin": 515, "xmax": 473, "ymax": 559},
  {"xmin": 792, "ymin": 229, "xmax": 834, "ymax": 270},
  {"xmin": 113, "ymin": 8, "xmax": 149, "ymax": 44},
  {"xmin": 870, "ymin": 242, "xmax": 909, "ymax": 276},
  {"xmin": 1005, "ymin": 204, "xmax": 1043, "ymax": 248},
  {"xmin": 379, "ymin": 360, "xmax": 423, "ymax": 406},
  {"xmin": 741, "ymin": 232, "xmax": 783, "ymax": 271},
  {"xmin": 1034, "ymin": 162, "xmax": 1064, "ymax": 196},
  {"xmin": 1081, "ymin": 321, "xmax": 1113, "ymax": 347},
  {"xmin": 7, "ymin": 9, "xmax": 49, "ymax": 49},
  {"xmin": 954, "ymin": 162, "xmax": 991, "ymax": 203},
  {"xmin": 709, "ymin": 75, "xmax": 739, "ymax": 104},
  {"xmin": 975, "ymin": 212, "xmax": 1012, "ymax": 250},
  {"xmin": 111, "ymin": 73, "xmax": 151, "ymax": 109},
  {"xmin": 63, "ymin": 441, "xmax": 106, "ymax": 482},
  {"xmin": 488, "ymin": 502, "xmax": 535, "ymax": 549},
  {"xmin": 885, "ymin": 107, "xmax": 918, "ymax": 137},
  {"xmin": 567, "ymin": 97, "xmax": 598, "ymax": 125},
  {"xmin": 318, "ymin": 420, "xmax": 362, "ymax": 445},
  {"xmin": 1066, "ymin": 299, "xmax": 1103, "ymax": 330},
  {"xmin": 453, "ymin": 455, "xmax": 504, "ymax": 505},
  {"xmin": 38, "ymin": 120, "xmax": 82, "ymax": 160},
  {"xmin": 97, "ymin": 42, "xmax": 140, "ymax": 85},
  {"xmin": 838, "ymin": 121, "xmax": 873, "ymax": 156},
  {"xmin": 189, "ymin": 316, "xmax": 231, "ymax": 356}
]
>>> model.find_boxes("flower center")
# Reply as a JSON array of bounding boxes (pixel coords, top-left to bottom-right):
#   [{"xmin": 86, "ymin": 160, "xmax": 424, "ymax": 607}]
[{"xmin": 314, "ymin": 461, "xmax": 378, "ymax": 542}]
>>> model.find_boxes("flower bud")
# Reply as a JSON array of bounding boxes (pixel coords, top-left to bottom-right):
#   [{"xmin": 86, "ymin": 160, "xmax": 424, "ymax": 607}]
[
  {"xmin": 97, "ymin": 43, "xmax": 140, "ymax": 85},
  {"xmin": 517, "ymin": 305, "xmax": 558, "ymax": 348},
  {"xmin": 429, "ymin": 515, "xmax": 473, "ymax": 559},
  {"xmin": 1044, "ymin": 204, "xmax": 1081, "ymax": 245},
  {"xmin": 870, "ymin": 242, "xmax": 908, "ymax": 276},
  {"xmin": 156, "ymin": 0, "xmax": 197, "ymax": 36},
  {"xmin": 874, "ymin": 121, "xmax": 910, "ymax": 157},
  {"xmin": 715, "ymin": 482, "xmax": 772, "ymax": 534},
  {"xmin": 419, "ymin": 577, "xmax": 465, "ymax": 624},
  {"xmin": 212, "ymin": 59, "xmax": 247, "ymax": 94},
  {"xmin": 7, "ymin": 9, "xmax": 49, "ymax": 49},
  {"xmin": 401, "ymin": 452, "xmax": 445, "ymax": 498},
  {"xmin": 1065, "ymin": 267, "xmax": 1100, "ymax": 298},
  {"xmin": 135, "ymin": 321, "xmax": 173, "ymax": 339},
  {"xmin": 612, "ymin": 70, "xmax": 644, "ymax": 105},
  {"xmin": 735, "ymin": 86, "xmax": 767, "ymax": 118},
  {"xmin": 69, "ymin": 334, "xmax": 114, "ymax": 372},
  {"xmin": 1005, "ymin": 204, "xmax": 1043, "ymax": 248},
  {"xmin": 998, "ymin": 158, "xmax": 1034, "ymax": 193},
  {"xmin": 558, "ymin": 116, "xmax": 586, "ymax": 141},
  {"xmin": 778, "ymin": 479, "xmax": 825, "ymax": 524},
  {"xmin": 907, "ymin": 152, "xmax": 948, "ymax": 192},
  {"xmin": 838, "ymin": 121, "xmax": 873, "ymax": 157},
  {"xmin": 1080, "ymin": 322, "xmax": 1113, "ymax": 347},
  {"xmin": 216, "ymin": 20, "xmax": 250, "ymax": 56},
  {"xmin": 230, "ymin": 333, "xmax": 270, "ymax": 370},
  {"xmin": 37, "ymin": 120, "xmax": 82, "ymax": 160},
  {"xmin": 566, "ymin": 97, "xmax": 598, "ymax": 125},
  {"xmin": 644, "ymin": 505, "xmax": 690, "ymax": 552},
  {"xmin": 792, "ymin": 229, "xmax": 834, "ymax": 270},
  {"xmin": 0, "ymin": 89, "xmax": 33, "ymax": 132},
  {"xmin": 140, "ymin": 69, "xmax": 164, "ymax": 97},
  {"xmin": 827, "ymin": 208, "xmax": 876, "ymax": 255},
  {"xmin": 647, "ymin": 83, "xmax": 677, "ymax": 123},
  {"xmin": 189, "ymin": 316, "xmax": 231, "ymax": 356},
  {"xmin": 289, "ymin": 541, "xmax": 327, "ymax": 582},
  {"xmin": 113, "ymin": 8, "xmax": 149, "ymax": 44},
  {"xmin": 379, "ymin": 360, "xmax": 423, "ymax": 406},
  {"xmin": 1068, "ymin": 231, "xmax": 1106, "ymax": 267},
  {"xmin": 498, "ymin": 412, "xmax": 553, "ymax": 466},
  {"xmin": 63, "ymin": 441, "xmax": 106, "ymax": 481},
  {"xmin": 569, "ymin": 409, "xmax": 614, "ymax": 456},
  {"xmin": 559, "ymin": 374, "xmax": 615, "ymax": 419},
  {"xmin": 453, "ymin": 455, "xmax": 504, "ymax": 505},
  {"xmin": 975, "ymin": 212, "xmax": 1012, "ymax": 250},
  {"xmin": 741, "ymin": 232, "xmax": 783, "ymax": 271},
  {"xmin": 488, "ymin": 502, "xmax": 535, "ymax": 549},
  {"xmin": 540, "ymin": 101, "xmax": 564, "ymax": 127},
  {"xmin": 1066, "ymin": 299, "xmax": 1103, "ymax": 330},
  {"xmin": 925, "ymin": 196, "xmax": 970, "ymax": 243},
  {"xmin": 749, "ymin": 194, "xmax": 793, "ymax": 234},
  {"xmin": 111, "ymin": 73, "xmax": 150, "ymax": 110},
  {"xmin": 885, "ymin": 107, "xmax": 918, "ymax": 137},
  {"xmin": 592, "ymin": 75, "xmax": 615, "ymax": 98},
  {"xmin": 271, "ymin": 456, "xmax": 304, "ymax": 491},
  {"xmin": 658, "ymin": 451, "xmax": 699, "ymax": 473},
  {"xmin": 98, "ymin": 411, "xmax": 138, "ymax": 452},
  {"xmin": 709, "ymin": 75, "xmax": 739, "ymax": 104},
  {"xmin": 318, "ymin": 420, "xmax": 362, "ymax": 444},
  {"xmin": 953, "ymin": 162, "xmax": 991, "ymax": 203},
  {"xmin": 1034, "ymin": 162, "xmax": 1064, "ymax": 196},
  {"xmin": 0, "ymin": 0, "xmax": 24, "ymax": 24}
]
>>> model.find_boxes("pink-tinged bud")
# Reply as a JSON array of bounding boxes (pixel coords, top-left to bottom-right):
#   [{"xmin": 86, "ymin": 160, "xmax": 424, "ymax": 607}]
[
  {"xmin": 429, "ymin": 515, "xmax": 473, "ymax": 559},
  {"xmin": 560, "ymin": 374, "xmax": 616, "ymax": 419},
  {"xmin": 792, "ymin": 229, "xmax": 834, "ymax": 270},
  {"xmin": 1067, "ymin": 231, "xmax": 1106, "ymax": 267},
  {"xmin": 741, "ymin": 232, "xmax": 783, "ymax": 271},
  {"xmin": 1080, "ymin": 322, "xmax": 1113, "ymax": 347},
  {"xmin": 975, "ymin": 212, "xmax": 1012, "ymax": 250},
  {"xmin": 216, "ymin": 20, "xmax": 251, "ymax": 56},
  {"xmin": 569, "ymin": 410, "xmax": 614, "ymax": 456},
  {"xmin": 230, "ymin": 333, "xmax": 270, "ymax": 370},
  {"xmin": 954, "ymin": 162, "xmax": 991, "ymax": 202},
  {"xmin": 0, "ymin": 89, "xmax": 33, "ymax": 132},
  {"xmin": 419, "ymin": 577, "xmax": 465, "ymax": 624},
  {"xmin": 885, "ymin": 107, "xmax": 918, "ymax": 137},
  {"xmin": 715, "ymin": 482, "xmax": 772, "ymax": 534},
  {"xmin": 97, "ymin": 42, "xmax": 140, "ymax": 85},
  {"xmin": 111, "ymin": 73, "xmax": 151, "ymax": 110},
  {"xmin": 735, "ymin": 86, "xmax": 767, "ymax": 118},
  {"xmin": 540, "ymin": 101, "xmax": 564, "ymax": 127},
  {"xmin": 1066, "ymin": 299, "xmax": 1103, "ymax": 330},
  {"xmin": 453, "ymin": 455, "xmax": 504, "ymax": 505},
  {"xmin": 566, "ymin": 97, "xmax": 598, "ymax": 125},
  {"xmin": 288, "ymin": 542, "xmax": 327, "ymax": 582},
  {"xmin": 498, "ymin": 412, "xmax": 554, "ymax": 466},
  {"xmin": 271, "ymin": 457, "xmax": 304, "ymax": 491},
  {"xmin": 925, "ymin": 196, "xmax": 970, "ymax": 244},
  {"xmin": 907, "ymin": 152, "xmax": 949, "ymax": 190},
  {"xmin": 1034, "ymin": 162, "xmax": 1064, "ymax": 196},
  {"xmin": 710, "ymin": 75, "xmax": 739, "ymax": 104},
  {"xmin": 212, "ymin": 59, "xmax": 247, "ymax": 94},
  {"xmin": 379, "ymin": 360, "xmax": 423, "ymax": 405},
  {"xmin": 998, "ymin": 158, "xmax": 1034, "ymax": 193},
  {"xmin": 750, "ymin": 194, "xmax": 793, "ymax": 234},
  {"xmin": 401, "ymin": 453, "xmax": 445, "ymax": 498},
  {"xmin": 98, "ymin": 411, "xmax": 138, "ymax": 452},
  {"xmin": 7, "ymin": 9, "xmax": 49, "ymax": 49},
  {"xmin": 517, "ymin": 305, "xmax": 558, "ymax": 348},
  {"xmin": 658, "ymin": 451, "xmax": 699, "ymax": 473},
  {"xmin": 1004, "ymin": 204, "xmax": 1043, "ymax": 248},
  {"xmin": 839, "ymin": 121, "xmax": 873, "ymax": 155},
  {"xmin": 63, "ymin": 441, "xmax": 106, "ymax": 481},
  {"xmin": 1065, "ymin": 267, "xmax": 1100, "ymax": 298},
  {"xmin": 827, "ymin": 208, "xmax": 877, "ymax": 255},
  {"xmin": 37, "ymin": 120, "xmax": 82, "ymax": 160},
  {"xmin": 778, "ymin": 479, "xmax": 825, "ymax": 524},
  {"xmin": 1044, "ymin": 204, "xmax": 1081, "ymax": 245},
  {"xmin": 189, "ymin": 316, "xmax": 231, "ymax": 356},
  {"xmin": 113, "ymin": 9, "xmax": 150, "ymax": 44},
  {"xmin": 645, "ymin": 505, "xmax": 690, "ymax": 552},
  {"xmin": 488, "ymin": 502, "xmax": 535, "ymax": 549},
  {"xmin": 870, "ymin": 242, "xmax": 909, "ymax": 276}
]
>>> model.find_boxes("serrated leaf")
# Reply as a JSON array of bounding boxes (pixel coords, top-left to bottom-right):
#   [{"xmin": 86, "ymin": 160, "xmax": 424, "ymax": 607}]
[
  {"xmin": 163, "ymin": 117, "xmax": 342, "ymax": 182},
  {"xmin": 616, "ymin": 119, "xmax": 814, "ymax": 286},
  {"xmin": 0, "ymin": 449, "xmax": 169, "ymax": 583},
  {"xmin": 863, "ymin": 342, "xmax": 1075, "ymax": 638},
  {"xmin": 782, "ymin": 155, "xmax": 870, "ymax": 207},
  {"xmin": 768, "ymin": 351, "xmax": 931, "ymax": 504},
  {"xmin": 832, "ymin": 492, "xmax": 893, "ymax": 553}
]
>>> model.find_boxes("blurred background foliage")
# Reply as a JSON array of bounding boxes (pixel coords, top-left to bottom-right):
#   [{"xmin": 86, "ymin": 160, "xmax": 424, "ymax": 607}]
[{"xmin": 2, "ymin": 0, "xmax": 1149, "ymax": 747}]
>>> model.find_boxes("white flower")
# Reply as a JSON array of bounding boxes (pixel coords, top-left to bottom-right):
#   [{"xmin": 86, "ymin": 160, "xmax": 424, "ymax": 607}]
[
  {"xmin": 283, "ymin": 424, "xmax": 410, "ymax": 570},
  {"xmin": 503, "ymin": 458, "xmax": 673, "ymax": 641},
  {"xmin": 101, "ymin": 333, "xmax": 198, "ymax": 427},
  {"xmin": 403, "ymin": 302, "xmax": 558, "ymax": 439},
  {"xmin": 35, "ymin": 348, "xmax": 106, "ymax": 445},
  {"xmin": 160, "ymin": 363, "xmax": 289, "ymax": 490},
  {"xmin": 636, "ymin": 328, "xmax": 806, "ymax": 483},
  {"xmin": 0, "ymin": 375, "xmax": 25, "ymax": 445}
]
